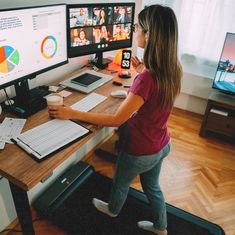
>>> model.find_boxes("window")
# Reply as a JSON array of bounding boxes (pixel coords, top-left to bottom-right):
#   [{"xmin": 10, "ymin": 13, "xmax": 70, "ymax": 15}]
[{"xmin": 175, "ymin": 0, "xmax": 235, "ymax": 64}]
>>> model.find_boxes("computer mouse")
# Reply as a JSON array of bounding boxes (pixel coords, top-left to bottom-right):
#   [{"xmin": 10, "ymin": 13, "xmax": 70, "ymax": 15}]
[{"xmin": 111, "ymin": 90, "xmax": 128, "ymax": 98}]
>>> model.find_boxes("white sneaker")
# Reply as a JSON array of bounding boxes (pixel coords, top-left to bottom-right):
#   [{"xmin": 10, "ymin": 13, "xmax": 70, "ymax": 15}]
[
  {"xmin": 92, "ymin": 198, "xmax": 117, "ymax": 217},
  {"xmin": 138, "ymin": 221, "xmax": 167, "ymax": 235}
]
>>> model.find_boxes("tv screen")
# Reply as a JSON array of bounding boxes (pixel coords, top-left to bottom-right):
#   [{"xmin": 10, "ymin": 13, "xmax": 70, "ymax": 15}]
[
  {"xmin": 67, "ymin": 3, "xmax": 135, "ymax": 60},
  {"xmin": 0, "ymin": 4, "xmax": 68, "ymax": 89},
  {"xmin": 212, "ymin": 32, "xmax": 235, "ymax": 95}
]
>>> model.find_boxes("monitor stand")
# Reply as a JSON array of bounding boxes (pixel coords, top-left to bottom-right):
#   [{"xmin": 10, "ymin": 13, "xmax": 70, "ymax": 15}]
[
  {"xmin": 91, "ymin": 51, "xmax": 112, "ymax": 69},
  {"xmin": 7, "ymin": 79, "xmax": 50, "ymax": 118}
]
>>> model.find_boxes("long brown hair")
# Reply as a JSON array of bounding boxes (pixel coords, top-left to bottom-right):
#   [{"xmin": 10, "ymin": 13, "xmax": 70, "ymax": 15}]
[{"xmin": 138, "ymin": 5, "xmax": 182, "ymax": 108}]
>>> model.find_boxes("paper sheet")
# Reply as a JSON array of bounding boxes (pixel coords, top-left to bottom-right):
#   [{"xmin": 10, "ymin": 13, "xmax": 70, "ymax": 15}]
[{"xmin": 0, "ymin": 118, "xmax": 26, "ymax": 144}]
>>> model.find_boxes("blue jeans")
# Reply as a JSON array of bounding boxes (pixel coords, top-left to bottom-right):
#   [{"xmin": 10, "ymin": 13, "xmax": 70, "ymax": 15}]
[{"xmin": 108, "ymin": 141, "xmax": 171, "ymax": 230}]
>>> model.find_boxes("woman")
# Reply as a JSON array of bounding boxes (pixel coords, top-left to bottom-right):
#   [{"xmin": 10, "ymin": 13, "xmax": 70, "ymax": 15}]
[
  {"xmin": 76, "ymin": 30, "xmax": 90, "ymax": 46},
  {"xmin": 48, "ymin": 5, "xmax": 182, "ymax": 235},
  {"xmin": 98, "ymin": 9, "xmax": 106, "ymax": 25},
  {"xmin": 100, "ymin": 25, "xmax": 109, "ymax": 43},
  {"xmin": 75, "ymin": 8, "xmax": 87, "ymax": 26},
  {"xmin": 113, "ymin": 24, "xmax": 129, "ymax": 41},
  {"xmin": 93, "ymin": 27, "xmax": 101, "ymax": 43}
]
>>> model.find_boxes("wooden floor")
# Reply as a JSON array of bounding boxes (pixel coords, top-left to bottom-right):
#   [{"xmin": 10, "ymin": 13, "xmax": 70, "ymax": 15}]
[{"xmin": 4, "ymin": 108, "xmax": 235, "ymax": 235}]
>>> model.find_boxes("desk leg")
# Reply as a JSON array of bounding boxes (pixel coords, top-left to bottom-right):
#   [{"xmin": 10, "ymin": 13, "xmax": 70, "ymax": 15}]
[{"xmin": 9, "ymin": 182, "xmax": 35, "ymax": 235}]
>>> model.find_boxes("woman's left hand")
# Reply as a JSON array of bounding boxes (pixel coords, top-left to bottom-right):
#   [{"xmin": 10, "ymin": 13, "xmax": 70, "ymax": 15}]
[
  {"xmin": 131, "ymin": 56, "xmax": 145, "ymax": 73},
  {"xmin": 48, "ymin": 105, "xmax": 75, "ymax": 120}
]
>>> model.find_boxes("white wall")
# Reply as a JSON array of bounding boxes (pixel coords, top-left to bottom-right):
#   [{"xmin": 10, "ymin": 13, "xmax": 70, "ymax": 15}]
[
  {"xmin": 0, "ymin": 0, "xmax": 141, "ymax": 231},
  {"xmin": 174, "ymin": 58, "xmax": 216, "ymax": 114},
  {"xmin": 0, "ymin": 179, "xmax": 16, "ymax": 230}
]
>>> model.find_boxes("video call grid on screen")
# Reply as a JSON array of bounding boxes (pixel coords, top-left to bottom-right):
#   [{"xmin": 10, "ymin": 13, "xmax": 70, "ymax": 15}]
[{"xmin": 68, "ymin": 3, "xmax": 135, "ymax": 57}]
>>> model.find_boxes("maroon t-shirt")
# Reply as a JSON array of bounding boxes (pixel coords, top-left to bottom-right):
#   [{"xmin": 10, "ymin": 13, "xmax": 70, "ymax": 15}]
[{"xmin": 119, "ymin": 69, "xmax": 171, "ymax": 156}]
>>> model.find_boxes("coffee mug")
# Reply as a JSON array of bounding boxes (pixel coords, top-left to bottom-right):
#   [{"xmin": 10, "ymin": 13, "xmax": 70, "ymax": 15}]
[{"xmin": 46, "ymin": 93, "xmax": 63, "ymax": 106}]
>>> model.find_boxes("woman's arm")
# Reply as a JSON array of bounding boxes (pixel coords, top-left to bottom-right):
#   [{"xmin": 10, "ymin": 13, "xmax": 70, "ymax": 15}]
[{"xmin": 48, "ymin": 92, "xmax": 144, "ymax": 127}]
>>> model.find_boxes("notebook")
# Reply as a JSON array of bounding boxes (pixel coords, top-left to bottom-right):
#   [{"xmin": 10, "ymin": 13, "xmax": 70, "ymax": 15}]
[{"xmin": 12, "ymin": 119, "xmax": 91, "ymax": 161}]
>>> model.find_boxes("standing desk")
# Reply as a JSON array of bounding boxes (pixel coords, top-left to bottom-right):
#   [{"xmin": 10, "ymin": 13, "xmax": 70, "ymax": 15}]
[{"xmin": 0, "ymin": 65, "xmax": 135, "ymax": 235}]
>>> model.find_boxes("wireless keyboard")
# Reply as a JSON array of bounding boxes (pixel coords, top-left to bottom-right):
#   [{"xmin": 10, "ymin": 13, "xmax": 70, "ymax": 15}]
[{"xmin": 71, "ymin": 92, "xmax": 107, "ymax": 112}]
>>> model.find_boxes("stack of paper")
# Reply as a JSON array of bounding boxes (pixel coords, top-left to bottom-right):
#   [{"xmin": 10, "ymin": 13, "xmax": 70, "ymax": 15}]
[{"xmin": 0, "ymin": 118, "xmax": 26, "ymax": 150}]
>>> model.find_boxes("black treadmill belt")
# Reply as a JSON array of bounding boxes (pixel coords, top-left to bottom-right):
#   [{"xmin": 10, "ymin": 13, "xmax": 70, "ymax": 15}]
[{"xmin": 47, "ymin": 173, "xmax": 224, "ymax": 235}]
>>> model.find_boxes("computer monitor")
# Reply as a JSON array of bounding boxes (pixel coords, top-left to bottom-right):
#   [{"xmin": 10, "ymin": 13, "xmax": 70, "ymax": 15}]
[
  {"xmin": 0, "ymin": 4, "xmax": 68, "ymax": 117},
  {"xmin": 212, "ymin": 32, "xmax": 235, "ymax": 96},
  {"xmin": 67, "ymin": 2, "xmax": 135, "ymax": 69}
]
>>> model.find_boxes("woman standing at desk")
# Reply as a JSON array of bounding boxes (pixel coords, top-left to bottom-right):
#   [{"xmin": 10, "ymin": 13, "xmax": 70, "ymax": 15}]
[{"xmin": 48, "ymin": 4, "xmax": 182, "ymax": 235}]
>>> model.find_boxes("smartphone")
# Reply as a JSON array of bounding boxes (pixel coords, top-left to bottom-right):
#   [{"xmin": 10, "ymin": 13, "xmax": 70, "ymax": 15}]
[{"xmin": 121, "ymin": 50, "xmax": 132, "ymax": 69}]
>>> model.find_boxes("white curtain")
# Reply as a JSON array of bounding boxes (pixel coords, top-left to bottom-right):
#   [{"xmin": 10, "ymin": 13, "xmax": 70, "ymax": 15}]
[{"xmin": 174, "ymin": 0, "xmax": 235, "ymax": 64}]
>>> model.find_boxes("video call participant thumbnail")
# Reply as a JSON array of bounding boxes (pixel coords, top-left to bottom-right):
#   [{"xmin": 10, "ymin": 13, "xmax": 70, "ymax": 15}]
[{"xmin": 71, "ymin": 27, "xmax": 92, "ymax": 47}]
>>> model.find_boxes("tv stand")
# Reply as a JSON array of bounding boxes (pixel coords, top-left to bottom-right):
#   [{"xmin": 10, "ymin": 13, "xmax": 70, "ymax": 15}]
[{"xmin": 199, "ymin": 90, "xmax": 235, "ymax": 143}]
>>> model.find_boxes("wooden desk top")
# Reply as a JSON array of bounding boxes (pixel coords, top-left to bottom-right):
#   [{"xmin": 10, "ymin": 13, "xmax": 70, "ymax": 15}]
[{"xmin": 0, "ymin": 63, "xmax": 136, "ymax": 191}]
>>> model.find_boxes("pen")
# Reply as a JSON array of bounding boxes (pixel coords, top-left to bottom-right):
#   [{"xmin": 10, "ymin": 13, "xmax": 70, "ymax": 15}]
[
  {"xmin": 123, "ymin": 85, "xmax": 131, "ymax": 88},
  {"xmin": 14, "ymin": 137, "xmax": 42, "ymax": 157},
  {"xmin": 16, "ymin": 139, "xmax": 33, "ymax": 154}
]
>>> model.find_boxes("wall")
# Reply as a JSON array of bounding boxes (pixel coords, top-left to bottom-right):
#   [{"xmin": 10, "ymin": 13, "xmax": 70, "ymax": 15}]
[
  {"xmin": 0, "ymin": 0, "xmax": 141, "ymax": 231},
  {"xmin": 174, "ymin": 58, "xmax": 216, "ymax": 114}
]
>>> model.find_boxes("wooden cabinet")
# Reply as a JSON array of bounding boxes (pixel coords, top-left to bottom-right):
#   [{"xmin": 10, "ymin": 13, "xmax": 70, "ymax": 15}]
[{"xmin": 200, "ymin": 91, "xmax": 235, "ymax": 142}]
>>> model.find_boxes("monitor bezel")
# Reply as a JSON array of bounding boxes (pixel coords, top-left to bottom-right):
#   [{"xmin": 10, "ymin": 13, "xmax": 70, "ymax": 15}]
[
  {"xmin": 212, "ymin": 32, "xmax": 235, "ymax": 96},
  {"xmin": 67, "ymin": 2, "xmax": 135, "ymax": 58},
  {"xmin": 0, "ymin": 3, "xmax": 68, "ymax": 90}
]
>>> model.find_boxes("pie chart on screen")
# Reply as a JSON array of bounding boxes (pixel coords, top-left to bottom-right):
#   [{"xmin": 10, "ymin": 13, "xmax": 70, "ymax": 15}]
[
  {"xmin": 0, "ymin": 45, "xmax": 20, "ymax": 73},
  {"xmin": 41, "ymin": 35, "xmax": 58, "ymax": 59}
]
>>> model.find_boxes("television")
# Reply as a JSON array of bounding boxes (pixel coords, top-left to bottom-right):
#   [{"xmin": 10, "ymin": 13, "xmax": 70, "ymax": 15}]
[
  {"xmin": 212, "ymin": 32, "xmax": 235, "ymax": 96},
  {"xmin": 67, "ymin": 2, "xmax": 135, "ymax": 69},
  {"xmin": 0, "ymin": 4, "xmax": 68, "ymax": 117}
]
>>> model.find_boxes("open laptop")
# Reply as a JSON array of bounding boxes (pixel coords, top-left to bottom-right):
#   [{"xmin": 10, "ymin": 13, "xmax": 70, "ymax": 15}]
[{"xmin": 60, "ymin": 70, "xmax": 113, "ymax": 94}]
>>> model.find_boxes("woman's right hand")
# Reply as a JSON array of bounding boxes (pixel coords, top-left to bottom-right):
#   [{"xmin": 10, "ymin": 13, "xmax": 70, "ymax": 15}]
[
  {"xmin": 131, "ymin": 56, "xmax": 145, "ymax": 73},
  {"xmin": 48, "ymin": 105, "xmax": 76, "ymax": 120}
]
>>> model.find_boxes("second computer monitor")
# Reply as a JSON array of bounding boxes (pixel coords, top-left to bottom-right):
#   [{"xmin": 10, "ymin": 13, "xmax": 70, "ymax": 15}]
[{"xmin": 67, "ymin": 3, "xmax": 135, "ymax": 68}]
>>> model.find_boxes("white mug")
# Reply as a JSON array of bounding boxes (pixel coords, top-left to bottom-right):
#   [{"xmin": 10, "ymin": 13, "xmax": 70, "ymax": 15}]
[{"xmin": 46, "ymin": 93, "xmax": 63, "ymax": 106}]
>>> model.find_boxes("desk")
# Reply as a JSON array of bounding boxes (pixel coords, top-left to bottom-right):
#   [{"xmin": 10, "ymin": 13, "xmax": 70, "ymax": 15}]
[{"xmin": 0, "ymin": 64, "xmax": 136, "ymax": 235}]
